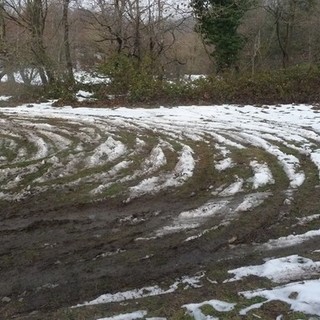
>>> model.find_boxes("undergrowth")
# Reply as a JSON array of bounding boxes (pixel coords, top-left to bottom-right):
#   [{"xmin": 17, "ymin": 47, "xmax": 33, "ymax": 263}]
[
  {"xmin": 95, "ymin": 63, "xmax": 320, "ymax": 105},
  {"xmin": 2, "ymin": 64, "xmax": 320, "ymax": 106}
]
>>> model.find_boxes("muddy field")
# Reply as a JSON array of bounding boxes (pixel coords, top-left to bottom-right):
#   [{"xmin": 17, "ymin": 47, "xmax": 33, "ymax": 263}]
[{"xmin": 1, "ymin": 103, "xmax": 320, "ymax": 319}]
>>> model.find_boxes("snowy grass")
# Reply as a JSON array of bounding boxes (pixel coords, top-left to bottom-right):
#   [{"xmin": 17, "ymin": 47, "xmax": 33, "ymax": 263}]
[
  {"xmin": 1, "ymin": 102, "xmax": 320, "ymax": 229},
  {"xmin": 1, "ymin": 103, "xmax": 320, "ymax": 319}
]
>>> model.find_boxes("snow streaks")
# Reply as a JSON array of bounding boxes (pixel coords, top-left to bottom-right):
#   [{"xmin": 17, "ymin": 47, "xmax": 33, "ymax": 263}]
[{"xmin": 1, "ymin": 103, "xmax": 320, "ymax": 216}]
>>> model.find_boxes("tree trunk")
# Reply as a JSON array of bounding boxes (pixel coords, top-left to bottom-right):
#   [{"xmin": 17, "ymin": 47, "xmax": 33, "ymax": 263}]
[
  {"xmin": 133, "ymin": 0, "xmax": 141, "ymax": 62},
  {"xmin": 0, "ymin": 0, "xmax": 15, "ymax": 83},
  {"xmin": 62, "ymin": 0, "xmax": 74, "ymax": 85},
  {"xmin": 275, "ymin": 17, "xmax": 289, "ymax": 68},
  {"xmin": 114, "ymin": 0, "xmax": 125, "ymax": 54},
  {"xmin": 29, "ymin": 0, "xmax": 55, "ymax": 85}
]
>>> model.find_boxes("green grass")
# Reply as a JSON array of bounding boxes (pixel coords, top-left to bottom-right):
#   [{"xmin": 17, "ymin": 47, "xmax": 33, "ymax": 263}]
[
  {"xmin": 200, "ymin": 303, "xmax": 220, "ymax": 317},
  {"xmin": 103, "ymin": 182, "xmax": 124, "ymax": 197},
  {"xmin": 0, "ymin": 138, "xmax": 18, "ymax": 162}
]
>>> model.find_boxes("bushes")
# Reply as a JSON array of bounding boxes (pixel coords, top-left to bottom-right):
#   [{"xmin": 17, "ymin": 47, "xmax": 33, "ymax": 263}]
[
  {"xmin": 98, "ymin": 54, "xmax": 163, "ymax": 102},
  {"xmin": 105, "ymin": 63, "xmax": 320, "ymax": 105},
  {"xmin": 228, "ymin": 66, "xmax": 320, "ymax": 104},
  {"xmin": 13, "ymin": 62, "xmax": 320, "ymax": 106},
  {"xmin": 0, "ymin": 82, "xmax": 46, "ymax": 104},
  {"xmin": 186, "ymin": 65, "xmax": 320, "ymax": 105}
]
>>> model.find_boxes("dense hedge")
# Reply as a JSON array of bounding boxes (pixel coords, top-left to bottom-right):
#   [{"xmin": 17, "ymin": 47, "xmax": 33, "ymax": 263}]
[
  {"xmin": 2, "ymin": 65, "xmax": 320, "ymax": 107},
  {"xmin": 102, "ymin": 64, "xmax": 320, "ymax": 105}
]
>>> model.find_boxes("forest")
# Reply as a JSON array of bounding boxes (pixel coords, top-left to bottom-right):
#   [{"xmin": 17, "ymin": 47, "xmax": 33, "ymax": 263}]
[{"xmin": 1, "ymin": 0, "xmax": 320, "ymax": 104}]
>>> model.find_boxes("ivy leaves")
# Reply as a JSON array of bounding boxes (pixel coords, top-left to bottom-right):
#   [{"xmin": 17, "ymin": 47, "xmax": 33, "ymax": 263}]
[{"xmin": 191, "ymin": 0, "xmax": 251, "ymax": 72}]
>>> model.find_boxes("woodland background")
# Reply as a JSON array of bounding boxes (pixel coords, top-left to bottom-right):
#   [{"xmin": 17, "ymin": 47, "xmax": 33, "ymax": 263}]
[{"xmin": 1, "ymin": 0, "xmax": 320, "ymax": 104}]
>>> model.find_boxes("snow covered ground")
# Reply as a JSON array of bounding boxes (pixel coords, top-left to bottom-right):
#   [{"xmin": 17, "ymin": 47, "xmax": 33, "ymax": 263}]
[
  {"xmin": 1, "ymin": 102, "xmax": 319, "ymax": 203},
  {"xmin": 1, "ymin": 102, "xmax": 320, "ymax": 238},
  {"xmin": 1, "ymin": 102, "xmax": 320, "ymax": 318},
  {"xmin": 0, "ymin": 70, "xmax": 110, "ymax": 86}
]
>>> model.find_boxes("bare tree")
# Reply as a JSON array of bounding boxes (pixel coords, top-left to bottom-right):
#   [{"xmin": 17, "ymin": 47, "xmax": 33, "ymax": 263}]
[
  {"xmin": 3, "ymin": 0, "xmax": 55, "ymax": 84},
  {"xmin": 62, "ymin": 0, "xmax": 74, "ymax": 84},
  {"xmin": 265, "ymin": 0, "xmax": 313, "ymax": 68},
  {"xmin": 0, "ymin": 0, "xmax": 15, "ymax": 82},
  {"xmin": 83, "ymin": 0, "xmax": 190, "ymax": 75}
]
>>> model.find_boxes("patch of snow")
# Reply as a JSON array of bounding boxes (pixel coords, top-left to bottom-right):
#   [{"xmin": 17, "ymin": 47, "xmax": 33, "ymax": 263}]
[
  {"xmin": 107, "ymin": 160, "xmax": 131, "ymax": 176},
  {"xmin": 158, "ymin": 139, "xmax": 174, "ymax": 151},
  {"xmin": 0, "ymin": 95, "xmax": 11, "ymax": 101},
  {"xmin": 240, "ymin": 279, "xmax": 320, "ymax": 316},
  {"xmin": 183, "ymin": 192, "xmax": 270, "ymax": 241},
  {"xmin": 184, "ymin": 228, "xmax": 215, "ymax": 242},
  {"xmin": 235, "ymin": 192, "xmax": 271, "ymax": 212},
  {"xmin": 142, "ymin": 145, "xmax": 167, "ymax": 173},
  {"xmin": 129, "ymin": 177, "xmax": 159, "ymax": 198},
  {"xmin": 249, "ymin": 161, "xmax": 275, "ymax": 189},
  {"xmin": 135, "ymin": 137, "xmax": 146, "ymax": 148},
  {"xmin": 75, "ymin": 274, "xmax": 204, "ymax": 307},
  {"xmin": 310, "ymin": 150, "xmax": 320, "ymax": 179},
  {"xmin": 89, "ymin": 137, "xmax": 126, "ymax": 166},
  {"xmin": 157, "ymin": 222, "xmax": 201, "ymax": 235},
  {"xmin": 239, "ymin": 302, "xmax": 265, "ymax": 316},
  {"xmin": 239, "ymin": 133, "xmax": 305, "ymax": 188},
  {"xmin": 259, "ymin": 229, "xmax": 320, "ymax": 250},
  {"xmin": 74, "ymin": 70, "xmax": 110, "ymax": 85},
  {"xmin": 211, "ymin": 133, "xmax": 245, "ymax": 149},
  {"xmin": 295, "ymin": 214, "xmax": 320, "ymax": 226},
  {"xmin": 219, "ymin": 178, "xmax": 243, "ymax": 196},
  {"xmin": 174, "ymin": 145, "xmax": 195, "ymax": 177},
  {"xmin": 215, "ymin": 157, "xmax": 233, "ymax": 171},
  {"xmin": 38, "ymin": 130, "xmax": 72, "ymax": 149},
  {"xmin": 0, "ymin": 164, "xmax": 41, "ymax": 190},
  {"xmin": 183, "ymin": 299, "xmax": 236, "ymax": 320},
  {"xmin": 76, "ymin": 90, "xmax": 94, "ymax": 102},
  {"xmin": 27, "ymin": 133, "xmax": 49, "ymax": 159},
  {"xmin": 1, "ymin": 70, "xmax": 43, "ymax": 85},
  {"xmin": 77, "ymin": 286, "xmax": 168, "ymax": 306},
  {"xmin": 97, "ymin": 310, "xmax": 147, "ymax": 320},
  {"xmin": 180, "ymin": 200, "xmax": 229, "ymax": 219},
  {"xmin": 215, "ymin": 145, "xmax": 230, "ymax": 158},
  {"xmin": 227, "ymin": 255, "xmax": 320, "ymax": 283},
  {"xmin": 183, "ymin": 74, "xmax": 206, "ymax": 82},
  {"xmin": 156, "ymin": 200, "xmax": 229, "ymax": 237}
]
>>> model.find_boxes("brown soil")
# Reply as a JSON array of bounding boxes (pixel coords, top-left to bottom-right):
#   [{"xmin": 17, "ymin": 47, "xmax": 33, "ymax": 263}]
[{"xmin": 1, "ymin": 177, "xmax": 320, "ymax": 320}]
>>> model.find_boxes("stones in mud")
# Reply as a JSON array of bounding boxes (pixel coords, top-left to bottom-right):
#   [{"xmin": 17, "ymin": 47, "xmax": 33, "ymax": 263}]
[
  {"xmin": 29, "ymin": 311, "xmax": 39, "ymax": 316},
  {"xmin": 1, "ymin": 296, "xmax": 11, "ymax": 303},
  {"xmin": 228, "ymin": 236, "xmax": 238, "ymax": 244},
  {"xmin": 288, "ymin": 291, "xmax": 299, "ymax": 300}
]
